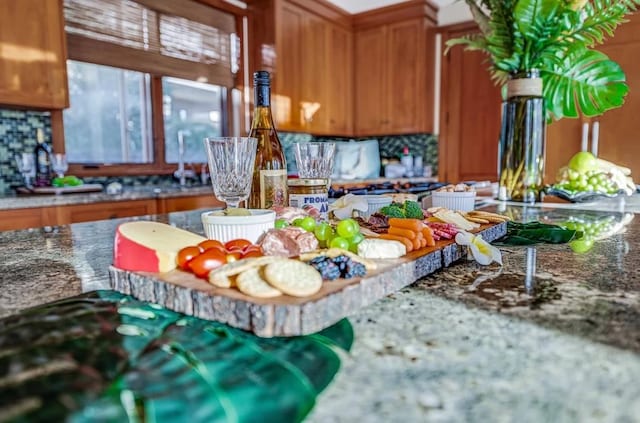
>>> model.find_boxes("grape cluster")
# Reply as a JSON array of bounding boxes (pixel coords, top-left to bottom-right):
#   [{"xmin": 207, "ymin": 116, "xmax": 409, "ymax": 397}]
[
  {"xmin": 276, "ymin": 217, "xmax": 365, "ymax": 253},
  {"xmin": 308, "ymin": 255, "xmax": 367, "ymax": 280},
  {"xmin": 556, "ymin": 168, "xmax": 618, "ymax": 194}
]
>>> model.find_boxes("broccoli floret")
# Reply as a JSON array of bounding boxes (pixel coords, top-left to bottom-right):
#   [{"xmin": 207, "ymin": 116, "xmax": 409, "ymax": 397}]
[
  {"xmin": 403, "ymin": 201, "xmax": 424, "ymax": 219},
  {"xmin": 380, "ymin": 204, "xmax": 405, "ymax": 218}
]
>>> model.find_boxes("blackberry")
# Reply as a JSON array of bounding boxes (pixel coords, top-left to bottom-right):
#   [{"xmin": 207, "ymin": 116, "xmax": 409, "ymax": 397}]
[
  {"xmin": 343, "ymin": 261, "xmax": 366, "ymax": 279},
  {"xmin": 309, "ymin": 258, "xmax": 341, "ymax": 281},
  {"xmin": 309, "ymin": 256, "xmax": 330, "ymax": 266},
  {"xmin": 332, "ymin": 255, "xmax": 351, "ymax": 272}
]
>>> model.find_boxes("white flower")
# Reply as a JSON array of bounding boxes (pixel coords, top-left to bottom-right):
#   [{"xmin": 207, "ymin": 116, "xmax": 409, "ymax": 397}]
[
  {"xmin": 328, "ymin": 194, "xmax": 368, "ymax": 220},
  {"xmin": 455, "ymin": 231, "xmax": 502, "ymax": 266}
]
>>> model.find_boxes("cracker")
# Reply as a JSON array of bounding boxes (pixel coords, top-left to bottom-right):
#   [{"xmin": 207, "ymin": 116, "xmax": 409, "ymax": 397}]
[
  {"xmin": 236, "ymin": 267, "xmax": 283, "ymax": 298},
  {"xmin": 208, "ymin": 256, "xmax": 284, "ymax": 288},
  {"xmin": 299, "ymin": 248, "xmax": 377, "ymax": 270},
  {"xmin": 263, "ymin": 260, "xmax": 323, "ymax": 297}
]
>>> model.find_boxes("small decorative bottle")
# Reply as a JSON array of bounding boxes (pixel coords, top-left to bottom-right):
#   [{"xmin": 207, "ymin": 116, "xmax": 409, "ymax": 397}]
[{"xmin": 34, "ymin": 128, "xmax": 52, "ymax": 187}]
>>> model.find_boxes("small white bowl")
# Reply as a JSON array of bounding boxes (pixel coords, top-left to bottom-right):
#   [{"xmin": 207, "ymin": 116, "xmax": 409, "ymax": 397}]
[
  {"xmin": 363, "ymin": 195, "xmax": 392, "ymax": 218},
  {"xmin": 201, "ymin": 209, "xmax": 276, "ymax": 244},
  {"xmin": 431, "ymin": 191, "xmax": 476, "ymax": 212}
]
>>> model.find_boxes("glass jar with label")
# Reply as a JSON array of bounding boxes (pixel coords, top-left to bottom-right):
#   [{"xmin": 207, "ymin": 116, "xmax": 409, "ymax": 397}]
[{"xmin": 287, "ymin": 179, "xmax": 329, "ymax": 219}]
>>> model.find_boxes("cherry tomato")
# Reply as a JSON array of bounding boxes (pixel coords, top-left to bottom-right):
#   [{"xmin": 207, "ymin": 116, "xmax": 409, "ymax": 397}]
[
  {"xmin": 242, "ymin": 244, "xmax": 263, "ymax": 253},
  {"xmin": 176, "ymin": 246, "xmax": 202, "ymax": 270},
  {"xmin": 187, "ymin": 249, "xmax": 227, "ymax": 279},
  {"xmin": 224, "ymin": 239, "xmax": 252, "ymax": 251},
  {"xmin": 242, "ymin": 250, "xmax": 263, "ymax": 259},
  {"xmin": 226, "ymin": 251, "xmax": 242, "ymax": 263},
  {"xmin": 198, "ymin": 239, "xmax": 225, "ymax": 252}
]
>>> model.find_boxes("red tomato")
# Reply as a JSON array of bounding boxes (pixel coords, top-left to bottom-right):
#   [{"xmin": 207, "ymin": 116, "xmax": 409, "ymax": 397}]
[
  {"xmin": 187, "ymin": 249, "xmax": 227, "ymax": 279},
  {"xmin": 225, "ymin": 251, "xmax": 242, "ymax": 263},
  {"xmin": 242, "ymin": 250, "xmax": 263, "ymax": 259},
  {"xmin": 176, "ymin": 246, "xmax": 202, "ymax": 270},
  {"xmin": 224, "ymin": 239, "xmax": 252, "ymax": 252},
  {"xmin": 198, "ymin": 239, "xmax": 225, "ymax": 252}
]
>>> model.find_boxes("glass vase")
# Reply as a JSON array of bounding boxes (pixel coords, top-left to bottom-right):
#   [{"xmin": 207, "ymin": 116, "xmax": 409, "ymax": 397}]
[{"xmin": 497, "ymin": 70, "xmax": 546, "ymax": 203}]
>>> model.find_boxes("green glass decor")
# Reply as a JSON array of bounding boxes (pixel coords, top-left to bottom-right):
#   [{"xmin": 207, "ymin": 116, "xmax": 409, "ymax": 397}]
[
  {"xmin": 498, "ymin": 70, "xmax": 546, "ymax": 202},
  {"xmin": 448, "ymin": 0, "xmax": 639, "ymax": 201},
  {"xmin": 0, "ymin": 291, "xmax": 354, "ymax": 422}
]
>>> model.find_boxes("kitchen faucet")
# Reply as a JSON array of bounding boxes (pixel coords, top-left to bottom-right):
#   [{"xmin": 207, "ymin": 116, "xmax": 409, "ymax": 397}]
[{"xmin": 174, "ymin": 130, "xmax": 196, "ymax": 186}]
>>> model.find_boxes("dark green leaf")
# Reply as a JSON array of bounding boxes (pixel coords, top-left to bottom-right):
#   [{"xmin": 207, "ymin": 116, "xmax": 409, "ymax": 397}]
[{"xmin": 496, "ymin": 221, "xmax": 580, "ymax": 245}]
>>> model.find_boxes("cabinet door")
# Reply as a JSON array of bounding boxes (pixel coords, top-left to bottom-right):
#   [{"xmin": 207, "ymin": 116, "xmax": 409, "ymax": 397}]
[
  {"xmin": 545, "ymin": 119, "xmax": 584, "ymax": 183},
  {"xmin": 440, "ymin": 27, "xmax": 502, "ymax": 182},
  {"xmin": 0, "ymin": 0, "xmax": 68, "ymax": 109},
  {"xmin": 386, "ymin": 19, "xmax": 427, "ymax": 134},
  {"xmin": 274, "ymin": 2, "xmax": 305, "ymax": 131},
  {"xmin": 57, "ymin": 200, "xmax": 157, "ymax": 224},
  {"xmin": 354, "ymin": 27, "xmax": 387, "ymax": 136},
  {"xmin": 327, "ymin": 25, "xmax": 353, "ymax": 135},
  {"xmin": 300, "ymin": 12, "xmax": 330, "ymax": 133}
]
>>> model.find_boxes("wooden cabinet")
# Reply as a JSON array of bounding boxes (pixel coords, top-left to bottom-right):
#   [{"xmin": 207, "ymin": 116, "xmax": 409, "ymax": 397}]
[
  {"xmin": 56, "ymin": 200, "xmax": 157, "ymax": 225},
  {"xmin": 0, "ymin": 207, "xmax": 56, "ymax": 231},
  {"xmin": 353, "ymin": 3, "xmax": 436, "ymax": 136},
  {"xmin": 158, "ymin": 195, "xmax": 224, "ymax": 214},
  {"xmin": 0, "ymin": 0, "xmax": 69, "ymax": 109},
  {"xmin": 439, "ymin": 24, "xmax": 502, "ymax": 183},
  {"xmin": 250, "ymin": 0, "xmax": 353, "ymax": 135}
]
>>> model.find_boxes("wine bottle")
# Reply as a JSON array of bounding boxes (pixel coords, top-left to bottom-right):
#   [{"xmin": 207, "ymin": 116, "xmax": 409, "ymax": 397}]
[
  {"xmin": 34, "ymin": 128, "xmax": 52, "ymax": 187},
  {"xmin": 248, "ymin": 71, "xmax": 288, "ymax": 209}
]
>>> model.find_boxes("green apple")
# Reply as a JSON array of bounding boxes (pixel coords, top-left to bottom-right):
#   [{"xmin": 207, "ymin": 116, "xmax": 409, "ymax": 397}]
[{"xmin": 568, "ymin": 152, "xmax": 597, "ymax": 173}]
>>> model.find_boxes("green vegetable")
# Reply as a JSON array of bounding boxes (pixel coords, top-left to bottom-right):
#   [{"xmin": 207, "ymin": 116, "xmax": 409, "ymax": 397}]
[
  {"xmin": 496, "ymin": 221, "xmax": 580, "ymax": 246},
  {"xmin": 403, "ymin": 201, "xmax": 424, "ymax": 219},
  {"xmin": 51, "ymin": 175, "xmax": 83, "ymax": 187},
  {"xmin": 3, "ymin": 291, "xmax": 353, "ymax": 422},
  {"xmin": 379, "ymin": 204, "xmax": 405, "ymax": 218}
]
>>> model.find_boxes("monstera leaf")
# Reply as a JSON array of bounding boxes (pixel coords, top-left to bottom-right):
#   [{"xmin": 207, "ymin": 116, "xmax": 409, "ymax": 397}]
[{"xmin": 0, "ymin": 291, "xmax": 353, "ymax": 422}]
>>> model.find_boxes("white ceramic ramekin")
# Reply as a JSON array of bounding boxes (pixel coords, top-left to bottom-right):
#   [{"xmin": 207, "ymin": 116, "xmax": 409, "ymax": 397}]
[
  {"xmin": 363, "ymin": 195, "xmax": 393, "ymax": 218},
  {"xmin": 430, "ymin": 191, "xmax": 476, "ymax": 212},
  {"xmin": 201, "ymin": 209, "xmax": 276, "ymax": 243}
]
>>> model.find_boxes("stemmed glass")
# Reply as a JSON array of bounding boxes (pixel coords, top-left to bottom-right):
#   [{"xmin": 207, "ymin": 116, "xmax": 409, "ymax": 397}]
[
  {"xmin": 51, "ymin": 153, "xmax": 68, "ymax": 178},
  {"xmin": 15, "ymin": 153, "xmax": 35, "ymax": 187},
  {"xmin": 203, "ymin": 137, "xmax": 257, "ymax": 208}
]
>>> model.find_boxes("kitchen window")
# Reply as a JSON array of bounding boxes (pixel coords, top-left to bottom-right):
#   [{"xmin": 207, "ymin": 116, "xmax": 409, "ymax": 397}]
[{"xmin": 56, "ymin": 0, "xmax": 244, "ymax": 176}]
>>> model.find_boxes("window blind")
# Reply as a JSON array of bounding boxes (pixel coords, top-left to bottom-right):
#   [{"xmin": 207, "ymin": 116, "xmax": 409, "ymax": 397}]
[{"xmin": 64, "ymin": 0, "xmax": 238, "ymax": 87}]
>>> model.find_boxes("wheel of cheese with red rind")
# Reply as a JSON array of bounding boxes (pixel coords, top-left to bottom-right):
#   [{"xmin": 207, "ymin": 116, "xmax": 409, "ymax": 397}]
[{"xmin": 114, "ymin": 221, "xmax": 206, "ymax": 273}]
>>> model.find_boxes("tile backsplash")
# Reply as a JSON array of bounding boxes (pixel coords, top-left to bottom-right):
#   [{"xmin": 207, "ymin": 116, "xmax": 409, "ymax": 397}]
[{"xmin": 0, "ymin": 107, "xmax": 438, "ymax": 195}]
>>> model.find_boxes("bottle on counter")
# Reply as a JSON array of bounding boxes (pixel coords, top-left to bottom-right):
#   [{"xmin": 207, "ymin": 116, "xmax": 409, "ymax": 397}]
[
  {"xmin": 400, "ymin": 146, "xmax": 414, "ymax": 177},
  {"xmin": 34, "ymin": 128, "xmax": 52, "ymax": 187},
  {"xmin": 247, "ymin": 71, "xmax": 288, "ymax": 209}
]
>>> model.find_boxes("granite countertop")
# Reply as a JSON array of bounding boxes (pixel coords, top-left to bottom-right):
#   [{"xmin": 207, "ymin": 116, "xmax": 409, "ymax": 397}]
[
  {"xmin": 0, "ymin": 185, "xmax": 215, "ymax": 210},
  {"xmin": 1, "ymin": 205, "xmax": 639, "ymax": 421}
]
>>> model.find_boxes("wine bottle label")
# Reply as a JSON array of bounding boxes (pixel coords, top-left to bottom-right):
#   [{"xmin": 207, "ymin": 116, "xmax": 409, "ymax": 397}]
[{"xmin": 259, "ymin": 169, "xmax": 287, "ymax": 209}]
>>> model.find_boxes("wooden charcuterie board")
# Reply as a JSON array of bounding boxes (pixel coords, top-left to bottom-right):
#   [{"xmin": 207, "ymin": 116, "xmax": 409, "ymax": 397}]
[{"xmin": 109, "ymin": 222, "xmax": 507, "ymax": 337}]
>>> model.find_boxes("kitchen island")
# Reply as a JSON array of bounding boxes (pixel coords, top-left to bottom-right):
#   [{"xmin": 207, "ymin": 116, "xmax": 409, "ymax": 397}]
[{"xmin": 1, "ymin": 203, "xmax": 639, "ymax": 421}]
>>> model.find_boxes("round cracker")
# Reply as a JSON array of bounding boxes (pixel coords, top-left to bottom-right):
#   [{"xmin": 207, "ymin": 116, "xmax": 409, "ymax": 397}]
[
  {"xmin": 263, "ymin": 260, "xmax": 323, "ymax": 297},
  {"xmin": 236, "ymin": 267, "xmax": 283, "ymax": 298}
]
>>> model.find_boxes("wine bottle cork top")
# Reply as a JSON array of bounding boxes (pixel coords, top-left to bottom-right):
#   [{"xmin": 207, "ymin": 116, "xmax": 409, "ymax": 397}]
[{"xmin": 253, "ymin": 71, "xmax": 270, "ymax": 85}]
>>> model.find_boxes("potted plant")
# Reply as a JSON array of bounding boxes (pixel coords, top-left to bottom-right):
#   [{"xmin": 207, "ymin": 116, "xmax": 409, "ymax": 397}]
[{"xmin": 448, "ymin": 0, "xmax": 639, "ymax": 202}]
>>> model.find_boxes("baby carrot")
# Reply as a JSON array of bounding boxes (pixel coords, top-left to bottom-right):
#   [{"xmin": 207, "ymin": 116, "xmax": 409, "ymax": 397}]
[
  {"xmin": 380, "ymin": 233, "xmax": 413, "ymax": 252},
  {"xmin": 422, "ymin": 226, "xmax": 436, "ymax": 247},
  {"xmin": 420, "ymin": 236, "xmax": 427, "ymax": 248},
  {"xmin": 411, "ymin": 235, "xmax": 421, "ymax": 250},
  {"xmin": 388, "ymin": 226, "xmax": 417, "ymax": 240},
  {"xmin": 388, "ymin": 218, "xmax": 423, "ymax": 232}
]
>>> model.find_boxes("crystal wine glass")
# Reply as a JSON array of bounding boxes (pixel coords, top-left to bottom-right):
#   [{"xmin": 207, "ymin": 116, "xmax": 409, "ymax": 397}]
[
  {"xmin": 15, "ymin": 153, "xmax": 35, "ymax": 187},
  {"xmin": 203, "ymin": 137, "xmax": 258, "ymax": 208},
  {"xmin": 51, "ymin": 153, "xmax": 68, "ymax": 178}
]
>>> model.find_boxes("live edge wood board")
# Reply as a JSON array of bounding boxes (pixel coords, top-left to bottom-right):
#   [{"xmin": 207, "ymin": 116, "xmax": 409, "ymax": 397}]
[{"xmin": 109, "ymin": 223, "xmax": 507, "ymax": 337}]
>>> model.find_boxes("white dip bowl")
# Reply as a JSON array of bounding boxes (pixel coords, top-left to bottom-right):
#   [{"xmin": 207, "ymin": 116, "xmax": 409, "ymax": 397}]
[{"xmin": 201, "ymin": 209, "xmax": 276, "ymax": 243}]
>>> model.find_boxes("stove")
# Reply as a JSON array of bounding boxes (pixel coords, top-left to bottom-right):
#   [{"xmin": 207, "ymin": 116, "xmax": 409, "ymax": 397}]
[{"xmin": 328, "ymin": 181, "xmax": 446, "ymax": 199}]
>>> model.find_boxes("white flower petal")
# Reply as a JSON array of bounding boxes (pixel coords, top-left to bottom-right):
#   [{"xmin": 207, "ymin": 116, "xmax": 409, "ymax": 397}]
[
  {"xmin": 333, "ymin": 207, "xmax": 353, "ymax": 220},
  {"xmin": 455, "ymin": 231, "xmax": 473, "ymax": 246},
  {"xmin": 456, "ymin": 231, "xmax": 502, "ymax": 266},
  {"xmin": 469, "ymin": 242, "xmax": 493, "ymax": 265}
]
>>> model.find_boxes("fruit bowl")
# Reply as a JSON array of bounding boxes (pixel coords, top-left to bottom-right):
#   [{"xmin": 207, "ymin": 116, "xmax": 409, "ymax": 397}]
[{"xmin": 544, "ymin": 185, "xmax": 627, "ymax": 203}]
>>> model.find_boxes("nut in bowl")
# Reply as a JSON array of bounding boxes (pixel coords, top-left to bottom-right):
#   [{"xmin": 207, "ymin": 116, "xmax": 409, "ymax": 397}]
[
  {"xmin": 431, "ymin": 184, "xmax": 476, "ymax": 212},
  {"xmin": 201, "ymin": 208, "xmax": 276, "ymax": 244}
]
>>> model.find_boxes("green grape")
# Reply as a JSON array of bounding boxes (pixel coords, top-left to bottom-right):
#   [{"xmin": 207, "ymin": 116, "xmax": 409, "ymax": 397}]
[
  {"xmin": 570, "ymin": 238, "xmax": 594, "ymax": 253},
  {"xmin": 275, "ymin": 219, "xmax": 289, "ymax": 229},
  {"xmin": 348, "ymin": 232, "xmax": 364, "ymax": 247},
  {"xmin": 292, "ymin": 218, "xmax": 304, "ymax": 227},
  {"xmin": 336, "ymin": 218, "xmax": 360, "ymax": 238},
  {"xmin": 329, "ymin": 236, "xmax": 350, "ymax": 250},
  {"xmin": 298, "ymin": 216, "xmax": 316, "ymax": 232},
  {"xmin": 314, "ymin": 222, "xmax": 332, "ymax": 241}
]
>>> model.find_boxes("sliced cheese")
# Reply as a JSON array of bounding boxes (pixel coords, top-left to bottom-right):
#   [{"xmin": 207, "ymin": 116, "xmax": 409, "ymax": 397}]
[
  {"xmin": 114, "ymin": 221, "xmax": 206, "ymax": 273},
  {"xmin": 357, "ymin": 238, "xmax": 406, "ymax": 259}
]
